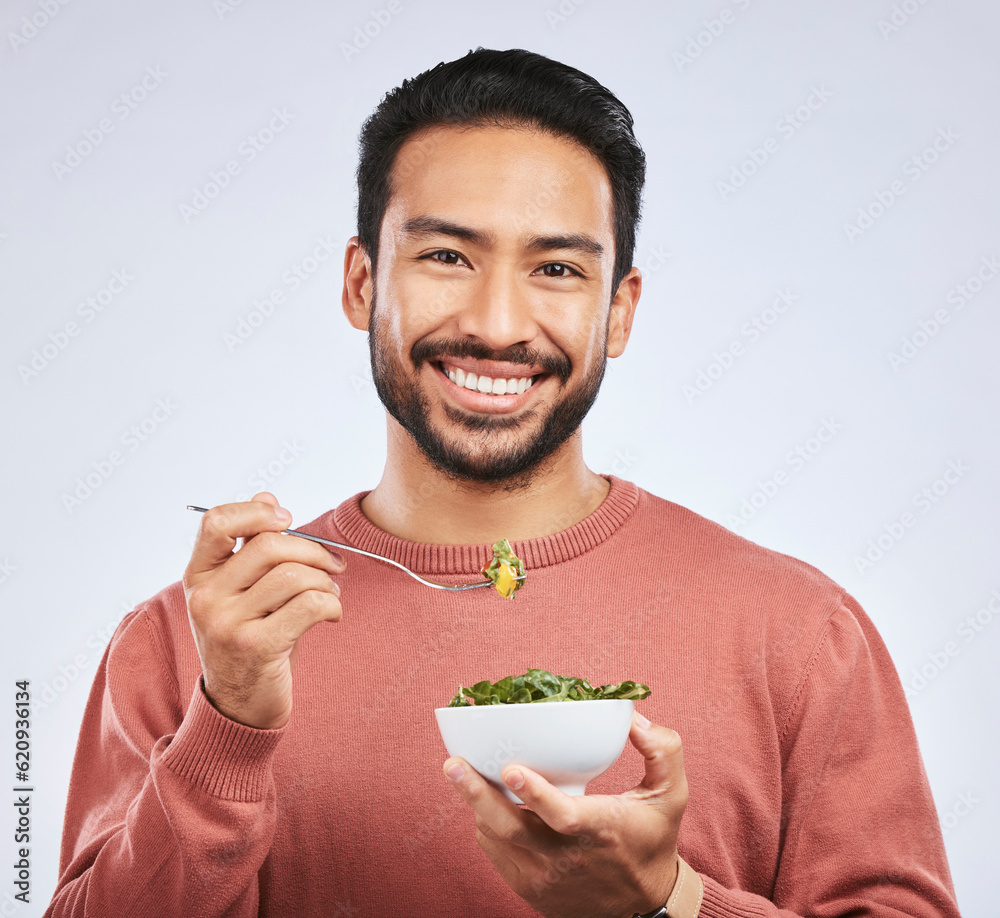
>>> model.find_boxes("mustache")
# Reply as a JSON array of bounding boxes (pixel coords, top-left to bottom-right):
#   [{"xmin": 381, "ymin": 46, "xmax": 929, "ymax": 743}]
[{"xmin": 411, "ymin": 338, "xmax": 572, "ymax": 384}]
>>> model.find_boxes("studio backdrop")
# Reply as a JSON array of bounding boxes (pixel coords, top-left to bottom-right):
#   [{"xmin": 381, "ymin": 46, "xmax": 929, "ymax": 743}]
[{"xmin": 2, "ymin": 1, "xmax": 997, "ymax": 914}]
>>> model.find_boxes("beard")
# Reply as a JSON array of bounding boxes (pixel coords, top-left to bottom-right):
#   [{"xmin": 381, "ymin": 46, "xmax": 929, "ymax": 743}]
[{"xmin": 367, "ymin": 294, "xmax": 608, "ymax": 489}]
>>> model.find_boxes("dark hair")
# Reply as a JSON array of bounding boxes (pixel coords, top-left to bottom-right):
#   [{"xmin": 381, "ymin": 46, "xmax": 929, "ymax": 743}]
[{"xmin": 355, "ymin": 47, "xmax": 645, "ymax": 295}]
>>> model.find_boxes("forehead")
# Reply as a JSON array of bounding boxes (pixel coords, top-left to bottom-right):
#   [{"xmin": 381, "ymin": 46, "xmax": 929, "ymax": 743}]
[{"xmin": 382, "ymin": 124, "xmax": 615, "ymax": 248}]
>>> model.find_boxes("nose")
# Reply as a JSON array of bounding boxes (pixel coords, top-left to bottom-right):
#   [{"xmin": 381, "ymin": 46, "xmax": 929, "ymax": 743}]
[{"xmin": 455, "ymin": 267, "xmax": 540, "ymax": 351}]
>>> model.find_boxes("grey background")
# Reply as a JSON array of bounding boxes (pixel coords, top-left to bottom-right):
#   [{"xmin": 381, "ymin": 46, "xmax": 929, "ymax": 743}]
[{"xmin": 2, "ymin": 0, "xmax": 997, "ymax": 914}]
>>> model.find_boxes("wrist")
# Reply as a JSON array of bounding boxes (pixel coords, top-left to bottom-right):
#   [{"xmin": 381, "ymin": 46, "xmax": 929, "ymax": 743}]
[
  {"xmin": 631, "ymin": 855, "xmax": 703, "ymax": 918},
  {"xmin": 201, "ymin": 674, "xmax": 289, "ymax": 730}
]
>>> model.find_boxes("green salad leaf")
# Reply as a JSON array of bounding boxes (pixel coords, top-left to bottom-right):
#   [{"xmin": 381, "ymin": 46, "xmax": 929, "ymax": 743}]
[
  {"xmin": 480, "ymin": 538, "xmax": 526, "ymax": 599},
  {"xmin": 447, "ymin": 668, "xmax": 651, "ymax": 706}
]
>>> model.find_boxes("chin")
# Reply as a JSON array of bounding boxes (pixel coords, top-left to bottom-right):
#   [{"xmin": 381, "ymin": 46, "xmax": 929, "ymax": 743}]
[{"xmin": 407, "ymin": 415, "xmax": 558, "ymax": 486}]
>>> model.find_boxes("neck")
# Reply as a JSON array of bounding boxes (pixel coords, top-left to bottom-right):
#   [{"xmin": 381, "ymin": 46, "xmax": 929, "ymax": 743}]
[{"xmin": 360, "ymin": 417, "xmax": 610, "ymax": 544}]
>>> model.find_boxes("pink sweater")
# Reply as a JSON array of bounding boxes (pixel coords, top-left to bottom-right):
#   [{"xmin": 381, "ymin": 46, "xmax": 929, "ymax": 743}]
[{"xmin": 46, "ymin": 477, "xmax": 960, "ymax": 917}]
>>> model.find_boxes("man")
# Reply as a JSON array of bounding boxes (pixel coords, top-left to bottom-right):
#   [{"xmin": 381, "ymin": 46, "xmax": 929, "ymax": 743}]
[{"xmin": 46, "ymin": 49, "xmax": 960, "ymax": 917}]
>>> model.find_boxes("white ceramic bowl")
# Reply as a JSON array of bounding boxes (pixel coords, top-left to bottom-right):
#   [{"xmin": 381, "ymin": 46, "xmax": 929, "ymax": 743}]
[{"xmin": 435, "ymin": 699, "xmax": 635, "ymax": 804}]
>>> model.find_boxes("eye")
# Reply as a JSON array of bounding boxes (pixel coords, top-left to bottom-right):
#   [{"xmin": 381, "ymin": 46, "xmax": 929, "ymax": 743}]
[
  {"xmin": 422, "ymin": 250, "xmax": 467, "ymax": 266},
  {"xmin": 535, "ymin": 263, "xmax": 581, "ymax": 278}
]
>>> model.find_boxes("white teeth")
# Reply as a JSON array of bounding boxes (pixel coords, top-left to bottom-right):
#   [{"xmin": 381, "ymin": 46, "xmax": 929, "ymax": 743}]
[{"xmin": 445, "ymin": 364, "xmax": 535, "ymax": 396}]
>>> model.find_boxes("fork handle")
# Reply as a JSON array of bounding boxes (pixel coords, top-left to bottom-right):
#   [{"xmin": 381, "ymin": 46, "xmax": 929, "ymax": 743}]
[{"xmin": 185, "ymin": 505, "xmax": 497, "ymax": 591}]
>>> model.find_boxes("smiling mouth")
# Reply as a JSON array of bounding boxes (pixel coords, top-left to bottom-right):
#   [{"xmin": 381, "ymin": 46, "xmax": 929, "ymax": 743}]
[{"xmin": 437, "ymin": 361, "xmax": 541, "ymax": 396}]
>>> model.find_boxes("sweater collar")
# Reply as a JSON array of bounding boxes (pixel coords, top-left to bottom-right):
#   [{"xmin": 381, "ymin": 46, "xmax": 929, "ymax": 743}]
[{"xmin": 320, "ymin": 475, "xmax": 638, "ymax": 576}]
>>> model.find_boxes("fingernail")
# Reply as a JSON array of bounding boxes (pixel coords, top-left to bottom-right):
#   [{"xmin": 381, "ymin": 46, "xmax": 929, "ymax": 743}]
[
  {"xmin": 634, "ymin": 712, "xmax": 651, "ymax": 729},
  {"xmin": 331, "ymin": 552, "xmax": 347, "ymax": 567},
  {"xmin": 275, "ymin": 507, "xmax": 292, "ymax": 523},
  {"xmin": 329, "ymin": 579, "xmax": 341, "ymax": 595},
  {"xmin": 504, "ymin": 769, "xmax": 524, "ymax": 790},
  {"xmin": 446, "ymin": 763, "xmax": 464, "ymax": 782}
]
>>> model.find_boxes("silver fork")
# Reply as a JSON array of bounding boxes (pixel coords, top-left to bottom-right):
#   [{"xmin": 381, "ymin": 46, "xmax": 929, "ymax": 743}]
[{"xmin": 186, "ymin": 505, "xmax": 525, "ymax": 592}]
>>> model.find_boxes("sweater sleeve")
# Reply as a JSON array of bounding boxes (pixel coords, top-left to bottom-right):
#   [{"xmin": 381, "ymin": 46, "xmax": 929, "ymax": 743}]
[
  {"xmin": 44, "ymin": 608, "xmax": 285, "ymax": 918},
  {"xmin": 695, "ymin": 594, "xmax": 961, "ymax": 918}
]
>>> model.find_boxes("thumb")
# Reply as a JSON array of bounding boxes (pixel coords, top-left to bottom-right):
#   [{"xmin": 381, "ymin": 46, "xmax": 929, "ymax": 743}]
[
  {"xmin": 251, "ymin": 491, "xmax": 280, "ymax": 508},
  {"xmin": 238, "ymin": 492, "xmax": 286, "ymax": 550},
  {"xmin": 628, "ymin": 712, "xmax": 688, "ymax": 800},
  {"xmin": 184, "ymin": 494, "xmax": 289, "ymax": 586}
]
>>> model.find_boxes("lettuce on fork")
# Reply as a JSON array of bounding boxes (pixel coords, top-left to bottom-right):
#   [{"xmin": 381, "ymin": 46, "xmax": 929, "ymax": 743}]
[
  {"xmin": 448, "ymin": 669, "xmax": 651, "ymax": 707},
  {"xmin": 480, "ymin": 538, "xmax": 526, "ymax": 598}
]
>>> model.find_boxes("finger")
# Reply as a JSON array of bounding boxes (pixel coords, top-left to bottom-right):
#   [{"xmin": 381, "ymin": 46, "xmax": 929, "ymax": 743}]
[
  {"xmin": 242, "ymin": 561, "xmax": 341, "ymax": 618},
  {"xmin": 497, "ymin": 763, "xmax": 599, "ymax": 840},
  {"xmin": 476, "ymin": 826, "xmax": 592, "ymax": 903},
  {"xmin": 473, "ymin": 826, "xmax": 537, "ymax": 884},
  {"xmin": 237, "ymin": 491, "xmax": 282, "ymax": 549},
  {"xmin": 185, "ymin": 498, "xmax": 292, "ymax": 583},
  {"xmin": 625, "ymin": 713, "xmax": 687, "ymax": 800},
  {"xmin": 256, "ymin": 585, "xmax": 343, "ymax": 648},
  {"xmin": 213, "ymin": 530, "xmax": 346, "ymax": 596},
  {"xmin": 443, "ymin": 758, "xmax": 564, "ymax": 854}
]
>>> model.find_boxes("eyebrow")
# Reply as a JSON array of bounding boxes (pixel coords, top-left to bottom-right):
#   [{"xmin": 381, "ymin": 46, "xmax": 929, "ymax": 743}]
[
  {"xmin": 525, "ymin": 232, "xmax": 604, "ymax": 259},
  {"xmin": 401, "ymin": 216, "xmax": 488, "ymax": 246},
  {"xmin": 400, "ymin": 216, "xmax": 604, "ymax": 260}
]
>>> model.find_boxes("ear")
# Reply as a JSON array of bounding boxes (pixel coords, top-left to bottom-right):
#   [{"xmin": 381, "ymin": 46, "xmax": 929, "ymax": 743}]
[
  {"xmin": 607, "ymin": 266, "xmax": 641, "ymax": 358},
  {"xmin": 342, "ymin": 236, "xmax": 374, "ymax": 331}
]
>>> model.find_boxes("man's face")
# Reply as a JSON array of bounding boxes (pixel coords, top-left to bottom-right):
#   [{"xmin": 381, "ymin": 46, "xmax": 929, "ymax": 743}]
[{"xmin": 361, "ymin": 124, "xmax": 633, "ymax": 487}]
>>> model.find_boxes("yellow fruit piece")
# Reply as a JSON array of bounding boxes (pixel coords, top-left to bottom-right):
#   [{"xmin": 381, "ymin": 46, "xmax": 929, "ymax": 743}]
[{"xmin": 495, "ymin": 561, "xmax": 518, "ymax": 598}]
